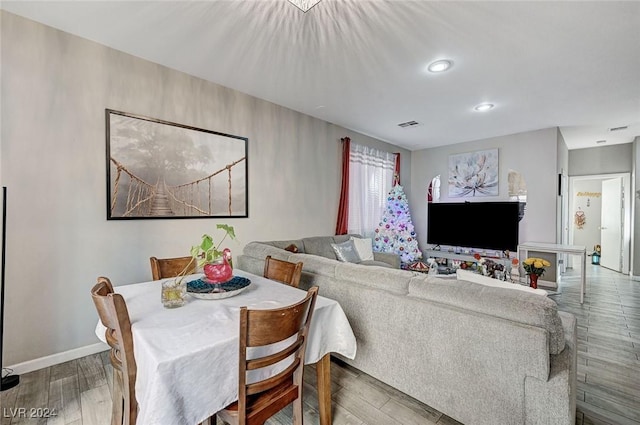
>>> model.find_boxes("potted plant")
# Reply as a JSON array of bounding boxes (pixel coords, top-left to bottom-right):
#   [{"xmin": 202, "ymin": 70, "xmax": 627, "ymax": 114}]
[
  {"xmin": 162, "ymin": 224, "xmax": 237, "ymax": 307},
  {"xmin": 522, "ymin": 257, "xmax": 551, "ymax": 289},
  {"xmin": 190, "ymin": 224, "xmax": 236, "ymax": 266},
  {"xmin": 190, "ymin": 224, "xmax": 236, "ymax": 283}
]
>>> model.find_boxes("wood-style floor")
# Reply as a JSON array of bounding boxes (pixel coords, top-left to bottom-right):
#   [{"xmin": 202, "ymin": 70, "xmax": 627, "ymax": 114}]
[
  {"xmin": 553, "ymin": 266, "xmax": 640, "ymax": 425},
  {"xmin": 1, "ymin": 266, "xmax": 639, "ymax": 425}
]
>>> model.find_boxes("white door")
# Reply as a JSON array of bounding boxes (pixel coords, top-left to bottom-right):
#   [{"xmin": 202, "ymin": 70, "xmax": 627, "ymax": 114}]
[{"xmin": 600, "ymin": 178, "xmax": 623, "ymax": 272}]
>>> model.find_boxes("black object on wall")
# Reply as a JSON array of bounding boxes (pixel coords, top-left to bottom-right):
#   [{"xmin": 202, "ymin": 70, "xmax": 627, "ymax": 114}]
[
  {"xmin": 558, "ymin": 173, "xmax": 562, "ymax": 196},
  {"xmin": 1, "ymin": 187, "xmax": 20, "ymax": 391},
  {"xmin": 427, "ymin": 201, "xmax": 521, "ymax": 252}
]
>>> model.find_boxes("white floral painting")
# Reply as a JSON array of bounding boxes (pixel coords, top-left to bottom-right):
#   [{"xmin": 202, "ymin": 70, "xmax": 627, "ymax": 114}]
[{"xmin": 448, "ymin": 149, "xmax": 499, "ymax": 197}]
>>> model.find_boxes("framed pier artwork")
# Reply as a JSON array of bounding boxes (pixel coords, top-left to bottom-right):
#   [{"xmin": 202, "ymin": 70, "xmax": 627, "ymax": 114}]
[{"xmin": 106, "ymin": 109, "xmax": 248, "ymax": 219}]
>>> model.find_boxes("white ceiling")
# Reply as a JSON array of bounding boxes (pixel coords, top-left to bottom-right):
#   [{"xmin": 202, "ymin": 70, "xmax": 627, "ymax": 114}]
[{"xmin": 2, "ymin": 0, "xmax": 639, "ymax": 151}]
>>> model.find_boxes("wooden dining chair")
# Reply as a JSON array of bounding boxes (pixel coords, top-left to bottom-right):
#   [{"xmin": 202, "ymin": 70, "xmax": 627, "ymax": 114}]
[
  {"xmin": 263, "ymin": 255, "xmax": 303, "ymax": 288},
  {"xmin": 216, "ymin": 286, "xmax": 319, "ymax": 425},
  {"xmin": 91, "ymin": 277, "xmax": 138, "ymax": 425},
  {"xmin": 149, "ymin": 255, "xmax": 195, "ymax": 280}
]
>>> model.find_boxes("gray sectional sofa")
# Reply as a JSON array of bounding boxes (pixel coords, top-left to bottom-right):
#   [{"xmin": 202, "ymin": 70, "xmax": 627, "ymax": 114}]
[{"xmin": 237, "ymin": 235, "xmax": 577, "ymax": 425}]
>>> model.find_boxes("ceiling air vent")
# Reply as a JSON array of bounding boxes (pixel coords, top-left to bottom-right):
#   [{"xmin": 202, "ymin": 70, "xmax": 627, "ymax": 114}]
[
  {"xmin": 596, "ymin": 140, "xmax": 607, "ymax": 144},
  {"xmin": 609, "ymin": 126, "xmax": 628, "ymax": 132},
  {"xmin": 397, "ymin": 120, "xmax": 420, "ymax": 128}
]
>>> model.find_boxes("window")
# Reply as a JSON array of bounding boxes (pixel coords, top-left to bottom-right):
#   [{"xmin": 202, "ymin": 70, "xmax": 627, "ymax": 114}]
[{"xmin": 347, "ymin": 143, "xmax": 396, "ymax": 237}]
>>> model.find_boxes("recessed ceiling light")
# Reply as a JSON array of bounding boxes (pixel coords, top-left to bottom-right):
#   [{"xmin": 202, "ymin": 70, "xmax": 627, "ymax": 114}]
[
  {"xmin": 427, "ymin": 60, "xmax": 453, "ymax": 73},
  {"xmin": 474, "ymin": 103, "xmax": 494, "ymax": 112}
]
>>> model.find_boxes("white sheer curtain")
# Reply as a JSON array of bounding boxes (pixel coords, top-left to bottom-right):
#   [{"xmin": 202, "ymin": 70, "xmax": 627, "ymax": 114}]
[{"xmin": 347, "ymin": 143, "xmax": 396, "ymax": 238}]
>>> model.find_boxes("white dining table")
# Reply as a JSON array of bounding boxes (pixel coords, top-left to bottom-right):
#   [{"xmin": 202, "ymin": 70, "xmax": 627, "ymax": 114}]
[{"xmin": 94, "ymin": 269, "xmax": 357, "ymax": 425}]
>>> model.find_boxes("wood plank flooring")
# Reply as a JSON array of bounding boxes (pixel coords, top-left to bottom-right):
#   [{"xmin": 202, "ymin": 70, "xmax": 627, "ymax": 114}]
[
  {"xmin": 1, "ymin": 266, "xmax": 639, "ymax": 424},
  {"xmin": 551, "ymin": 266, "xmax": 640, "ymax": 425}
]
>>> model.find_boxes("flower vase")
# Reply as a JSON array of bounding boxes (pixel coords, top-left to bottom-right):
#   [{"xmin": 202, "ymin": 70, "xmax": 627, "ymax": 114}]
[
  {"xmin": 161, "ymin": 278, "xmax": 186, "ymax": 308},
  {"xmin": 529, "ymin": 273, "xmax": 539, "ymax": 289}
]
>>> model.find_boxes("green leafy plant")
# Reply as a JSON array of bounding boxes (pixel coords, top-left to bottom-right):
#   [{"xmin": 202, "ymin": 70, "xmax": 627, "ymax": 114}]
[
  {"xmin": 171, "ymin": 224, "xmax": 236, "ymax": 284},
  {"xmin": 190, "ymin": 224, "xmax": 236, "ymax": 268}
]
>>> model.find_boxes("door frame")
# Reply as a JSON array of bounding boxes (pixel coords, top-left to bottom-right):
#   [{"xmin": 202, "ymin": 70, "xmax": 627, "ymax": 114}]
[{"xmin": 568, "ymin": 173, "xmax": 631, "ymax": 274}]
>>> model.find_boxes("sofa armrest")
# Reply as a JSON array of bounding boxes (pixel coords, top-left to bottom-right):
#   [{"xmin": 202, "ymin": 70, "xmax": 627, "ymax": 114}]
[{"xmin": 373, "ymin": 252, "xmax": 401, "ymax": 268}]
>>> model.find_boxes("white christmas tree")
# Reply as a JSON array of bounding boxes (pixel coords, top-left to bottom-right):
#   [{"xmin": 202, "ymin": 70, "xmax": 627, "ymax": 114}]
[{"xmin": 373, "ymin": 183, "xmax": 422, "ymax": 264}]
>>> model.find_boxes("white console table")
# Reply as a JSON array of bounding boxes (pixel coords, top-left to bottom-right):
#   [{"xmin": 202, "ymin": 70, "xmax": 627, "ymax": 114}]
[{"xmin": 517, "ymin": 242, "xmax": 586, "ymax": 304}]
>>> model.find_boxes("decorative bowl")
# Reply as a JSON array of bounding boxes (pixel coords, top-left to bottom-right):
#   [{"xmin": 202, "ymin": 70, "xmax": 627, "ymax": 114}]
[{"xmin": 186, "ymin": 276, "xmax": 251, "ymax": 300}]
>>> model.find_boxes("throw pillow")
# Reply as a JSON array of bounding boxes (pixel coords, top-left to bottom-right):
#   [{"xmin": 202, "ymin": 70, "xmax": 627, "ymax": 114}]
[
  {"xmin": 350, "ymin": 237, "xmax": 374, "ymax": 261},
  {"xmin": 456, "ymin": 269, "xmax": 547, "ymax": 296},
  {"xmin": 284, "ymin": 244, "xmax": 299, "ymax": 253},
  {"xmin": 331, "ymin": 240, "xmax": 361, "ymax": 263}
]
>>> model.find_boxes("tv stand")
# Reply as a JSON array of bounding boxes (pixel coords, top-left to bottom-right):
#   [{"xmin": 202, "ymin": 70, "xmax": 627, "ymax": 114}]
[{"xmin": 423, "ymin": 249, "xmax": 510, "ymax": 263}]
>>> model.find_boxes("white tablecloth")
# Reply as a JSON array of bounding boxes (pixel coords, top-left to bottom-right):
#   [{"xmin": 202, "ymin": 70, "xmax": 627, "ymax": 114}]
[{"xmin": 95, "ymin": 270, "xmax": 357, "ymax": 425}]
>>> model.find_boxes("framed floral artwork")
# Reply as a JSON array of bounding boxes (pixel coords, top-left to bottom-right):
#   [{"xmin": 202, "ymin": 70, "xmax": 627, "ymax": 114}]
[
  {"xmin": 448, "ymin": 149, "xmax": 498, "ymax": 197},
  {"xmin": 106, "ymin": 109, "xmax": 248, "ymax": 219}
]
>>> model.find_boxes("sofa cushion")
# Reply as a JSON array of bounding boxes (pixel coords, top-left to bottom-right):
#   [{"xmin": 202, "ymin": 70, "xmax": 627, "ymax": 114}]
[
  {"xmin": 332, "ymin": 234, "xmax": 361, "ymax": 244},
  {"xmin": 408, "ymin": 277, "xmax": 566, "ymax": 354},
  {"xmin": 303, "ymin": 236, "xmax": 338, "ymax": 259},
  {"xmin": 358, "ymin": 260, "xmax": 393, "ymax": 268},
  {"xmin": 242, "ymin": 242, "xmax": 293, "ymax": 262},
  {"xmin": 350, "ymin": 236, "xmax": 375, "ymax": 261},
  {"xmin": 262, "ymin": 239, "xmax": 305, "ymax": 253},
  {"xmin": 336, "ymin": 262, "xmax": 412, "ymax": 295},
  {"xmin": 287, "ymin": 253, "xmax": 337, "ymax": 278},
  {"xmin": 372, "ymin": 252, "xmax": 402, "ymax": 269},
  {"xmin": 456, "ymin": 269, "xmax": 548, "ymax": 296},
  {"xmin": 331, "ymin": 240, "xmax": 361, "ymax": 263}
]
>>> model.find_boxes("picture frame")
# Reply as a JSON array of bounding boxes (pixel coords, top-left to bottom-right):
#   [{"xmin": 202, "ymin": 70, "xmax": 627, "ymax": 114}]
[
  {"xmin": 106, "ymin": 109, "xmax": 248, "ymax": 219},
  {"xmin": 448, "ymin": 148, "xmax": 499, "ymax": 197}
]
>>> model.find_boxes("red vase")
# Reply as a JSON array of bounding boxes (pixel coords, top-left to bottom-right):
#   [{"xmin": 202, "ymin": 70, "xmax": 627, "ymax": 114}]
[
  {"xmin": 529, "ymin": 273, "xmax": 539, "ymax": 289},
  {"xmin": 203, "ymin": 248, "xmax": 233, "ymax": 284}
]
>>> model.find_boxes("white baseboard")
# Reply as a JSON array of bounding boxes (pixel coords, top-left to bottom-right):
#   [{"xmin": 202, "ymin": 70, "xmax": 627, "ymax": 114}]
[
  {"xmin": 632, "ymin": 275, "xmax": 640, "ymax": 282},
  {"xmin": 6, "ymin": 342, "xmax": 109, "ymax": 375}
]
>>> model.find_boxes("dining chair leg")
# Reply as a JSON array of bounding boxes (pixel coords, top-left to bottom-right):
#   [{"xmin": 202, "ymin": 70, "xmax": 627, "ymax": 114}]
[
  {"xmin": 111, "ymin": 369, "xmax": 123, "ymax": 425},
  {"xmin": 292, "ymin": 397, "xmax": 303, "ymax": 425}
]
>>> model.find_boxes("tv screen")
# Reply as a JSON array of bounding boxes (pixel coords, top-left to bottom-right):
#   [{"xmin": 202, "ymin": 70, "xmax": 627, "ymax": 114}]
[{"xmin": 427, "ymin": 202, "xmax": 520, "ymax": 252}]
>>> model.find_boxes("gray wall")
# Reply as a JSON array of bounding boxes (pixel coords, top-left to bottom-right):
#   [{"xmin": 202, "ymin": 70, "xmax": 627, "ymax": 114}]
[
  {"xmin": 0, "ymin": 12, "xmax": 411, "ymax": 366},
  {"xmin": 409, "ymin": 127, "xmax": 560, "ymax": 252},
  {"xmin": 569, "ymin": 143, "xmax": 633, "ymax": 176}
]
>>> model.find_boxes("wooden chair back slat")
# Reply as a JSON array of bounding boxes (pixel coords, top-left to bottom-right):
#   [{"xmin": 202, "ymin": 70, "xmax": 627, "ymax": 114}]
[
  {"xmin": 263, "ymin": 255, "xmax": 303, "ymax": 288},
  {"xmin": 149, "ymin": 256, "xmax": 195, "ymax": 280},
  {"xmin": 246, "ymin": 358, "xmax": 301, "ymax": 396},
  {"xmin": 245, "ymin": 297, "xmax": 312, "ymax": 346},
  {"xmin": 246, "ymin": 336, "xmax": 303, "ymax": 370}
]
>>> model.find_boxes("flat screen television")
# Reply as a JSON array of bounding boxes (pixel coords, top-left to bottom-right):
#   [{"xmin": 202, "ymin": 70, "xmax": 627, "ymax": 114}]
[{"xmin": 427, "ymin": 201, "xmax": 520, "ymax": 252}]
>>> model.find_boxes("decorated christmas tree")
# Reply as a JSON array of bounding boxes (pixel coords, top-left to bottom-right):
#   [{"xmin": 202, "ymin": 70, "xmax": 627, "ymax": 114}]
[{"xmin": 373, "ymin": 183, "xmax": 422, "ymax": 264}]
